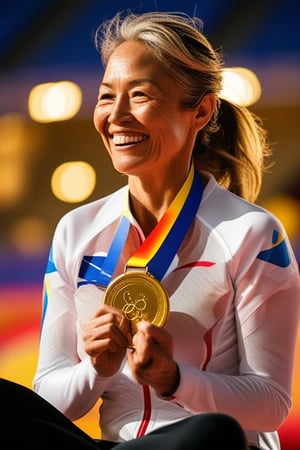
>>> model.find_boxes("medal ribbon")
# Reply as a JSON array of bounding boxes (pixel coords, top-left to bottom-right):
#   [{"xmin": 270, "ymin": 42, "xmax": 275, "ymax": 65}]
[
  {"xmin": 94, "ymin": 215, "xmax": 130, "ymax": 287},
  {"xmin": 95, "ymin": 165, "xmax": 203, "ymax": 287},
  {"xmin": 126, "ymin": 164, "xmax": 203, "ymax": 280}
]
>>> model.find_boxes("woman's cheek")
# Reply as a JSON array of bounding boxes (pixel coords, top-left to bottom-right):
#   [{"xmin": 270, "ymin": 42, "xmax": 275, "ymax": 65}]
[{"xmin": 93, "ymin": 108, "xmax": 107, "ymax": 135}]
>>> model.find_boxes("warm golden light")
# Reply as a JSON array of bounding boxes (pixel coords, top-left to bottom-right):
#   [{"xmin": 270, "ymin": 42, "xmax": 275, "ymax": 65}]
[
  {"xmin": 220, "ymin": 67, "xmax": 262, "ymax": 106},
  {"xmin": 0, "ymin": 113, "xmax": 39, "ymax": 208},
  {"xmin": 260, "ymin": 195, "xmax": 300, "ymax": 242},
  {"xmin": 51, "ymin": 161, "xmax": 96, "ymax": 203},
  {"xmin": 28, "ymin": 81, "xmax": 82, "ymax": 122},
  {"xmin": 9, "ymin": 216, "xmax": 51, "ymax": 255}
]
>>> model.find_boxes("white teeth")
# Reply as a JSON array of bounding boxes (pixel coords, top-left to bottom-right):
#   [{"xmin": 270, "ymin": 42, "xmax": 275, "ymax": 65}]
[{"xmin": 112, "ymin": 135, "xmax": 146, "ymax": 145}]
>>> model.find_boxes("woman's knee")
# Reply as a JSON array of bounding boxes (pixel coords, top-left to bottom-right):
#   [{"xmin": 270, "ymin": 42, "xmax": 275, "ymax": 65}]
[{"xmin": 183, "ymin": 413, "xmax": 248, "ymax": 450}]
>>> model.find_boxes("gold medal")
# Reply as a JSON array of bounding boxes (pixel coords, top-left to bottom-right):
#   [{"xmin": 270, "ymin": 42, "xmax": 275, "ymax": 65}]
[{"xmin": 103, "ymin": 269, "xmax": 169, "ymax": 337}]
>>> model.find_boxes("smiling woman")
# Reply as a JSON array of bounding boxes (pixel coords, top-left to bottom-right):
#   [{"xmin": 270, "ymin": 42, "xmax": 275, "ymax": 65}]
[{"xmin": 94, "ymin": 38, "xmax": 215, "ymax": 192}]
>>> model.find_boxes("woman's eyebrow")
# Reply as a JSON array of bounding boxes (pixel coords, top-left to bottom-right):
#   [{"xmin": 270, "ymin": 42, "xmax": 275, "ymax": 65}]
[{"xmin": 101, "ymin": 78, "xmax": 159, "ymax": 88}]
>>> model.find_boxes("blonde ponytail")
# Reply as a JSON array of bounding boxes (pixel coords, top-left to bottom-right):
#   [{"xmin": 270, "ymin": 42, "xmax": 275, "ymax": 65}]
[{"xmin": 193, "ymin": 98, "xmax": 272, "ymax": 202}]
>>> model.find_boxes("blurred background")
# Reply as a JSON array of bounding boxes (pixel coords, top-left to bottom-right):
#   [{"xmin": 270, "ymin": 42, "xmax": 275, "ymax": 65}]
[{"xmin": 0, "ymin": 1, "xmax": 299, "ymax": 448}]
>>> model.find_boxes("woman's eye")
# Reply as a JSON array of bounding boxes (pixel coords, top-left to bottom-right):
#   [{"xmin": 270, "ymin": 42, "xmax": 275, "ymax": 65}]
[
  {"xmin": 132, "ymin": 90, "xmax": 146, "ymax": 98},
  {"xmin": 99, "ymin": 93, "xmax": 113, "ymax": 101}
]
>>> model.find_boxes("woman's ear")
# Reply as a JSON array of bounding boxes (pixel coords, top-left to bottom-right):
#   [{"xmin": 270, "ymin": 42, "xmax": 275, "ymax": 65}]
[{"xmin": 193, "ymin": 93, "xmax": 216, "ymax": 131}]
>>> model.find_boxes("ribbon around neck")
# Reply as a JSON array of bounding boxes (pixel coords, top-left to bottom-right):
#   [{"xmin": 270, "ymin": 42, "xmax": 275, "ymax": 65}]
[{"xmin": 96, "ymin": 165, "xmax": 203, "ymax": 287}]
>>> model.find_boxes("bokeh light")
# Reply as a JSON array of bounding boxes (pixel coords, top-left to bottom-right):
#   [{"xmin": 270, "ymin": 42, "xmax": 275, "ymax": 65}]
[
  {"xmin": 260, "ymin": 194, "xmax": 300, "ymax": 243},
  {"xmin": 28, "ymin": 81, "xmax": 82, "ymax": 123},
  {"xmin": 220, "ymin": 67, "xmax": 262, "ymax": 106},
  {"xmin": 8, "ymin": 216, "xmax": 51, "ymax": 255},
  {"xmin": 51, "ymin": 161, "xmax": 96, "ymax": 203},
  {"xmin": 0, "ymin": 113, "xmax": 40, "ymax": 208}
]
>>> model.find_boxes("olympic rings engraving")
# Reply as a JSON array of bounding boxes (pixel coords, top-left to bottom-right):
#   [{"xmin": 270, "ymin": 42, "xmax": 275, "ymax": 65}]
[{"xmin": 122, "ymin": 290, "xmax": 147, "ymax": 321}]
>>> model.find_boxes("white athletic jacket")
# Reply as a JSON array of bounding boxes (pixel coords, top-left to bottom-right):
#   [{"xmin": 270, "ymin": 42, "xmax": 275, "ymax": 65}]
[{"xmin": 33, "ymin": 174, "xmax": 300, "ymax": 450}]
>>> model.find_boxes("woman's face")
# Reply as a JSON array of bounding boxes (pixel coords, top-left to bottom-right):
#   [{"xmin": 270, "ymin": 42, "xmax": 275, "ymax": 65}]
[{"xmin": 94, "ymin": 40, "xmax": 201, "ymax": 178}]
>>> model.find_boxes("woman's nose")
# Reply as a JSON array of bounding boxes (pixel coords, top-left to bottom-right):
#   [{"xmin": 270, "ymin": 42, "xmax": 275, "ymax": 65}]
[{"xmin": 108, "ymin": 96, "xmax": 133, "ymax": 124}]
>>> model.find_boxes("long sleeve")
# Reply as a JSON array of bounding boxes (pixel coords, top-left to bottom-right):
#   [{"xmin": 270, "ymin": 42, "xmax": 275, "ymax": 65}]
[
  {"xmin": 33, "ymin": 256, "xmax": 114, "ymax": 420},
  {"xmin": 33, "ymin": 196, "xmax": 125, "ymax": 421},
  {"xmin": 170, "ymin": 211, "xmax": 300, "ymax": 433}
]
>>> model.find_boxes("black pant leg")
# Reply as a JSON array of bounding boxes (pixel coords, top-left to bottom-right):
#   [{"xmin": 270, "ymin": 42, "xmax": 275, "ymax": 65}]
[
  {"xmin": 1, "ymin": 378, "xmax": 248, "ymax": 450},
  {"xmin": 113, "ymin": 413, "xmax": 248, "ymax": 450},
  {"xmin": 1, "ymin": 378, "xmax": 115, "ymax": 450}
]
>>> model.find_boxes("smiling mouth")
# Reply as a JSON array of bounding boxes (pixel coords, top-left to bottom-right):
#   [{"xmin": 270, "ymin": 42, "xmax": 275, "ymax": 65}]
[{"xmin": 112, "ymin": 134, "xmax": 148, "ymax": 146}]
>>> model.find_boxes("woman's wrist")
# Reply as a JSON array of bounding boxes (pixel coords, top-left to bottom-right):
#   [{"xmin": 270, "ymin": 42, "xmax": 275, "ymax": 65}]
[{"xmin": 156, "ymin": 363, "xmax": 180, "ymax": 400}]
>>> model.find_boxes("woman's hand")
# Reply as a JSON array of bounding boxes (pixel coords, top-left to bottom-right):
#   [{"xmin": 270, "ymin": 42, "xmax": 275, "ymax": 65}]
[
  {"xmin": 127, "ymin": 321, "xmax": 180, "ymax": 397},
  {"xmin": 82, "ymin": 304, "xmax": 131, "ymax": 377}
]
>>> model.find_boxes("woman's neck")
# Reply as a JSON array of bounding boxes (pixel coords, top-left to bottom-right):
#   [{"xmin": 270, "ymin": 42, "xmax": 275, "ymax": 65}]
[{"xmin": 128, "ymin": 172, "xmax": 188, "ymax": 237}]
